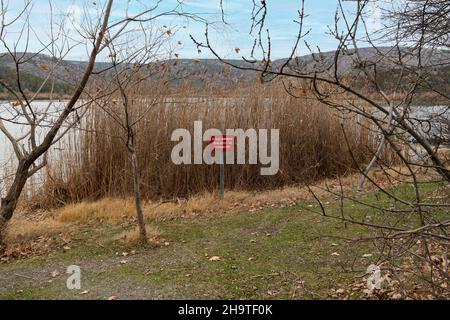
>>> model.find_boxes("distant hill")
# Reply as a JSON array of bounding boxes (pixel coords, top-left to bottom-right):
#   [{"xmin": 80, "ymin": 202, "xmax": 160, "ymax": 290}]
[
  {"xmin": 1, "ymin": 47, "xmax": 450, "ymax": 97},
  {"xmin": 277, "ymin": 47, "xmax": 450, "ymax": 73}
]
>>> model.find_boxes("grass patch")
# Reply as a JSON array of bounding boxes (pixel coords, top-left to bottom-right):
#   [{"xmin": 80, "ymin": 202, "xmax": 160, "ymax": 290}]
[{"xmin": 1, "ymin": 181, "xmax": 447, "ymax": 299}]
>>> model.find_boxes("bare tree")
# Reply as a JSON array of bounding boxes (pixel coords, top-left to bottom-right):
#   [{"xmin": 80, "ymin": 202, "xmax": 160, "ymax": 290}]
[
  {"xmin": 93, "ymin": 27, "xmax": 173, "ymax": 243},
  {"xmin": 0, "ymin": 0, "xmax": 114, "ymax": 251},
  {"xmin": 193, "ymin": 0, "xmax": 450, "ymax": 181},
  {"xmin": 192, "ymin": 0, "xmax": 450, "ymax": 297},
  {"xmin": 0, "ymin": 0, "xmax": 197, "ymax": 252},
  {"xmin": 391, "ymin": 0, "xmax": 450, "ymax": 49}
]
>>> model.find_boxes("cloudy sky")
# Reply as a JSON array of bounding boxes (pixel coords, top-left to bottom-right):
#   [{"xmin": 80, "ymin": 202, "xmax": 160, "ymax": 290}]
[{"xmin": 0, "ymin": 0, "xmax": 383, "ymax": 61}]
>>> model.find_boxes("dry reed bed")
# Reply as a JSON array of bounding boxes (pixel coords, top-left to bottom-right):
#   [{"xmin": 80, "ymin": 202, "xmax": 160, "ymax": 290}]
[{"xmin": 33, "ymin": 81, "xmax": 391, "ymax": 208}]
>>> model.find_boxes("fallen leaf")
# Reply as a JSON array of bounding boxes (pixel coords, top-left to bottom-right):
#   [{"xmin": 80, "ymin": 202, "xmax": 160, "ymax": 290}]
[
  {"xmin": 209, "ymin": 256, "xmax": 220, "ymax": 261},
  {"xmin": 392, "ymin": 293, "xmax": 402, "ymax": 299},
  {"xmin": 331, "ymin": 252, "xmax": 340, "ymax": 256},
  {"xmin": 51, "ymin": 270, "xmax": 60, "ymax": 278},
  {"xmin": 107, "ymin": 296, "xmax": 118, "ymax": 300}
]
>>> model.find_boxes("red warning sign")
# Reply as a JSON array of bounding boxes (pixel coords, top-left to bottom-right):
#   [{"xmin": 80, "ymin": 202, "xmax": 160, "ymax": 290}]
[{"xmin": 211, "ymin": 135, "xmax": 235, "ymax": 151}]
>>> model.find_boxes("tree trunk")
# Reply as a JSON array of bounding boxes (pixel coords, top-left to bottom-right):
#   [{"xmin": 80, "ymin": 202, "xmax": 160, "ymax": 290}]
[
  {"xmin": 0, "ymin": 215, "xmax": 8, "ymax": 254},
  {"xmin": 0, "ymin": 162, "xmax": 29, "ymax": 253},
  {"xmin": 129, "ymin": 144, "xmax": 147, "ymax": 243}
]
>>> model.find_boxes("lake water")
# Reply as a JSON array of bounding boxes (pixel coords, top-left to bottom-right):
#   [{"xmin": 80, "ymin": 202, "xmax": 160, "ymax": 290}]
[{"xmin": 0, "ymin": 100, "xmax": 78, "ymax": 196}]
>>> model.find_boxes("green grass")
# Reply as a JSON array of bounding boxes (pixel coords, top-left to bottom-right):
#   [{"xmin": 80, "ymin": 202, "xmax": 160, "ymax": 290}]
[{"xmin": 0, "ymin": 182, "xmax": 447, "ymax": 300}]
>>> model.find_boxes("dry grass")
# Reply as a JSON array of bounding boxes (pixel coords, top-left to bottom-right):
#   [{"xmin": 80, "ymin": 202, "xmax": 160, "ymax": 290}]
[
  {"xmin": 57, "ymin": 198, "xmax": 137, "ymax": 223},
  {"xmin": 114, "ymin": 225, "xmax": 162, "ymax": 244},
  {"xmin": 5, "ymin": 217, "xmax": 65, "ymax": 243},
  {"xmin": 54, "ymin": 167, "xmax": 412, "ymax": 224}
]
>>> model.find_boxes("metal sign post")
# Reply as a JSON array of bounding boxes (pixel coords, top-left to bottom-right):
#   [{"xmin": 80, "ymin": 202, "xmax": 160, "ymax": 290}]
[
  {"xmin": 211, "ymin": 135, "xmax": 235, "ymax": 199},
  {"xmin": 219, "ymin": 150, "xmax": 225, "ymax": 199}
]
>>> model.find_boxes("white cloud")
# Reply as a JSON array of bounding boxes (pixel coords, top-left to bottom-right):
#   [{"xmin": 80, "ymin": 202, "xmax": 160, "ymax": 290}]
[
  {"xmin": 365, "ymin": 1, "xmax": 382, "ymax": 33},
  {"xmin": 66, "ymin": 4, "xmax": 83, "ymax": 30}
]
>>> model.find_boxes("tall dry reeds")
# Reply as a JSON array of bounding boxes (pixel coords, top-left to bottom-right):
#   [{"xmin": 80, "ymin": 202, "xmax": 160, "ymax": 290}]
[{"xmin": 35, "ymin": 80, "xmax": 392, "ymax": 207}]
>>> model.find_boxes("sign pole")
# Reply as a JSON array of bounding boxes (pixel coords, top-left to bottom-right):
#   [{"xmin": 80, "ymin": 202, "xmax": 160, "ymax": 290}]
[
  {"xmin": 219, "ymin": 150, "xmax": 224, "ymax": 199},
  {"xmin": 212, "ymin": 135, "xmax": 233, "ymax": 200}
]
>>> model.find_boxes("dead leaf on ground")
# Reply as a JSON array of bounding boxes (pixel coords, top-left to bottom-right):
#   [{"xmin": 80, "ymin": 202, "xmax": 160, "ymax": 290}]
[
  {"xmin": 50, "ymin": 270, "xmax": 60, "ymax": 278},
  {"xmin": 209, "ymin": 256, "xmax": 220, "ymax": 261}
]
